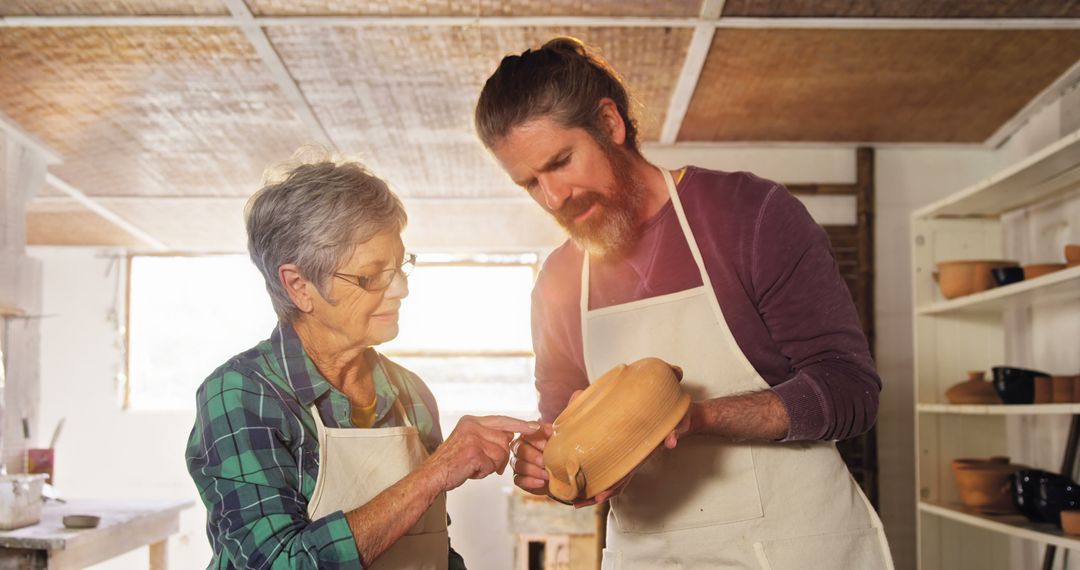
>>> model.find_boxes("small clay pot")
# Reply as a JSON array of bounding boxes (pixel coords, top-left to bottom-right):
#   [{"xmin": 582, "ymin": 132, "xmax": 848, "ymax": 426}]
[
  {"xmin": 1023, "ymin": 263, "xmax": 1066, "ymax": 280},
  {"xmin": 935, "ymin": 260, "xmax": 1019, "ymax": 299},
  {"xmin": 1034, "ymin": 377, "xmax": 1053, "ymax": 404},
  {"xmin": 1065, "ymin": 244, "xmax": 1080, "ymax": 267},
  {"xmin": 544, "ymin": 357, "xmax": 690, "ymax": 503},
  {"xmin": 1062, "ymin": 510, "xmax": 1080, "ymax": 535},
  {"xmin": 945, "ymin": 371, "xmax": 1001, "ymax": 405},
  {"xmin": 1052, "ymin": 376, "xmax": 1075, "ymax": 404},
  {"xmin": 1072, "ymin": 376, "xmax": 1080, "ymax": 404},
  {"xmin": 952, "ymin": 457, "xmax": 1024, "ymax": 514}
]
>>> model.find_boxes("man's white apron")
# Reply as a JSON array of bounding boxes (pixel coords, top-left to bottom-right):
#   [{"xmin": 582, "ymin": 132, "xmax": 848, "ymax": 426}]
[{"xmin": 582, "ymin": 169, "xmax": 893, "ymax": 569}]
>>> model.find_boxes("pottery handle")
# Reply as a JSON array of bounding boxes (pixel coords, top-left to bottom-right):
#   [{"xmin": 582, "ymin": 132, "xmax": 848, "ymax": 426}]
[{"xmin": 568, "ymin": 456, "xmax": 586, "ymax": 500}]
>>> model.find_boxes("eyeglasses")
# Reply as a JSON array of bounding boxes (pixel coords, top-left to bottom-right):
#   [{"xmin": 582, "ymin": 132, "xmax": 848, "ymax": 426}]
[{"xmin": 333, "ymin": 253, "xmax": 416, "ymax": 293}]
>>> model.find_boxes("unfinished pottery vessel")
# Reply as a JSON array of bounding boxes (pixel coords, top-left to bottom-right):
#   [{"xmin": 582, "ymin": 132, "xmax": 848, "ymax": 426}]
[
  {"xmin": 944, "ymin": 371, "xmax": 1000, "ymax": 405},
  {"xmin": 935, "ymin": 260, "xmax": 1019, "ymax": 299},
  {"xmin": 1065, "ymin": 244, "xmax": 1080, "ymax": 268},
  {"xmin": 544, "ymin": 357, "xmax": 690, "ymax": 503},
  {"xmin": 1023, "ymin": 263, "xmax": 1066, "ymax": 280},
  {"xmin": 952, "ymin": 457, "xmax": 1024, "ymax": 514}
]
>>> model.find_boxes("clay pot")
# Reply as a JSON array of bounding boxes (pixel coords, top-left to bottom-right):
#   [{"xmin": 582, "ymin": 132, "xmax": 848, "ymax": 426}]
[
  {"xmin": 1023, "ymin": 263, "xmax": 1066, "ymax": 280},
  {"xmin": 1052, "ymin": 376, "xmax": 1075, "ymax": 404},
  {"xmin": 544, "ymin": 357, "xmax": 690, "ymax": 503},
  {"xmin": 1034, "ymin": 377, "xmax": 1053, "ymax": 404},
  {"xmin": 1065, "ymin": 244, "xmax": 1080, "ymax": 268},
  {"xmin": 1062, "ymin": 510, "xmax": 1080, "ymax": 535},
  {"xmin": 1072, "ymin": 376, "xmax": 1080, "ymax": 404},
  {"xmin": 945, "ymin": 371, "xmax": 1000, "ymax": 405},
  {"xmin": 952, "ymin": 457, "xmax": 1023, "ymax": 514},
  {"xmin": 935, "ymin": 260, "xmax": 1019, "ymax": 299}
]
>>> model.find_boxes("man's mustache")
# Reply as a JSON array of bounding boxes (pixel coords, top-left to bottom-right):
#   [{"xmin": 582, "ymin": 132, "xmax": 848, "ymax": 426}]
[{"xmin": 554, "ymin": 192, "xmax": 604, "ymax": 225}]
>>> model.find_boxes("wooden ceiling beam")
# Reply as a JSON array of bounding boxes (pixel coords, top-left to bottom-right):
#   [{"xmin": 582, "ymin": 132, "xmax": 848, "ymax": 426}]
[
  {"xmin": 660, "ymin": 0, "xmax": 724, "ymax": 144},
  {"xmin": 44, "ymin": 174, "xmax": 168, "ymax": 251},
  {"xmin": 220, "ymin": 0, "xmax": 337, "ymax": 153},
  {"xmin": 2, "ymin": 15, "xmax": 1078, "ymax": 29}
]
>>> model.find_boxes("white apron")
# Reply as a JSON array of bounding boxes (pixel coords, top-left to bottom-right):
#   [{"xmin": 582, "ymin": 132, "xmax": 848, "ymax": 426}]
[
  {"xmin": 306, "ymin": 359, "xmax": 449, "ymax": 570},
  {"xmin": 582, "ymin": 168, "xmax": 893, "ymax": 569}
]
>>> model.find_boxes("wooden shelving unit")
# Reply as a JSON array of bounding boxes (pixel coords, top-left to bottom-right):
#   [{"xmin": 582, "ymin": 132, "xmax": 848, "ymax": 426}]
[{"xmin": 912, "ymin": 128, "xmax": 1080, "ymax": 570}]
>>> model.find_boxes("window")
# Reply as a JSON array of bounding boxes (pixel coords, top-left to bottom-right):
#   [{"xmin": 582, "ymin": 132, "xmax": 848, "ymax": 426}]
[{"xmin": 126, "ymin": 253, "xmax": 539, "ymax": 417}]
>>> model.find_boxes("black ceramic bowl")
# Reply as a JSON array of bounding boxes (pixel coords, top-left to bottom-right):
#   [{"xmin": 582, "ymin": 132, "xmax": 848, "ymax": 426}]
[
  {"xmin": 992, "ymin": 366, "xmax": 1052, "ymax": 405},
  {"xmin": 1011, "ymin": 469, "xmax": 1052, "ymax": 522},
  {"xmin": 991, "ymin": 266, "xmax": 1025, "ymax": 287},
  {"xmin": 1038, "ymin": 473, "xmax": 1080, "ymax": 527}
]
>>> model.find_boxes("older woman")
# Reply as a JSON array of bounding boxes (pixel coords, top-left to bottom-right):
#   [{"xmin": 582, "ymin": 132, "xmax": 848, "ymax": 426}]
[{"xmin": 186, "ymin": 153, "xmax": 536, "ymax": 569}]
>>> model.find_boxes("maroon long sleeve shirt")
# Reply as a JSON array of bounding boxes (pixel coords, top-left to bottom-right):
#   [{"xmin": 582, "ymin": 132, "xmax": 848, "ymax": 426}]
[{"xmin": 531, "ymin": 166, "xmax": 880, "ymax": 441}]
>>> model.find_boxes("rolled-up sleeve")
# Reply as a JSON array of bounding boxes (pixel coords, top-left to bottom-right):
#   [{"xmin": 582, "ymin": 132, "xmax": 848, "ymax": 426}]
[
  {"xmin": 750, "ymin": 185, "xmax": 881, "ymax": 442},
  {"xmin": 186, "ymin": 370, "xmax": 361, "ymax": 568}
]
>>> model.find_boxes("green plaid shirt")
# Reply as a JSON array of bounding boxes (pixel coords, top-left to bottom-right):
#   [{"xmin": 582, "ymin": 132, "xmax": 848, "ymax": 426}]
[{"xmin": 186, "ymin": 322, "xmax": 465, "ymax": 569}]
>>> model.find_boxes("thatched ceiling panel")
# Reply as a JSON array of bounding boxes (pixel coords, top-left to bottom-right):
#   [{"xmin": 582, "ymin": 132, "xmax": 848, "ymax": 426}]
[
  {"xmin": 26, "ymin": 198, "xmax": 146, "ymax": 246},
  {"xmin": 0, "ymin": 27, "xmax": 311, "ymax": 198},
  {"xmin": 680, "ymin": 29, "xmax": 1080, "ymax": 143},
  {"xmin": 267, "ymin": 25, "xmax": 691, "ymax": 197},
  {"xmin": 248, "ymin": 0, "xmax": 701, "ymax": 17},
  {"xmin": 721, "ymin": 0, "xmax": 1080, "ymax": 18},
  {"xmin": 0, "ymin": 1, "xmax": 227, "ymax": 16}
]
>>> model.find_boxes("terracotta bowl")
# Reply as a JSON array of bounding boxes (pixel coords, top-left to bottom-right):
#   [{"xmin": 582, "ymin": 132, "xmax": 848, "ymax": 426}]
[
  {"xmin": 951, "ymin": 457, "xmax": 1023, "ymax": 514},
  {"xmin": 1065, "ymin": 244, "xmax": 1080, "ymax": 267},
  {"xmin": 935, "ymin": 260, "xmax": 1018, "ymax": 299},
  {"xmin": 944, "ymin": 371, "xmax": 1000, "ymax": 405},
  {"xmin": 1062, "ymin": 510, "xmax": 1080, "ymax": 535},
  {"xmin": 543, "ymin": 357, "xmax": 690, "ymax": 503},
  {"xmin": 1023, "ymin": 263, "xmax": 1066, "ymax": 280}
]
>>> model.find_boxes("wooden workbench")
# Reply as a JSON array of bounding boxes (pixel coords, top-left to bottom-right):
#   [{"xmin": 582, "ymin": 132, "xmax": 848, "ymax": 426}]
[{"xmin": 0, "ymin": 499, "xmax": 192, "ymax": 569}]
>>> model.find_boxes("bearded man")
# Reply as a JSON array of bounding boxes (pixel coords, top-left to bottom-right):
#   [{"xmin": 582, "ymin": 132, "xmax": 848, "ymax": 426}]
[{"xmin": 474, "ymin": 37, "xmax": 893, "ymax": 569}]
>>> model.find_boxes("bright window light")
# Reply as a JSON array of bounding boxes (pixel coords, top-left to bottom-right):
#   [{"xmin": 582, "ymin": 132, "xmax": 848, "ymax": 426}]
[{"xmin": 127, "ymin": 253, "xmax": 539, "ymax": 417}]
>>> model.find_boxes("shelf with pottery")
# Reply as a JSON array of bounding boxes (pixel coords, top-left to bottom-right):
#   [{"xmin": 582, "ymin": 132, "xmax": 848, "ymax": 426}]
[
  {"xmin": 918, "ymin": 403, "xmax": 1080, "ymax": 415},
  {"xmin": 916, "ymin": 264, "xmax": 1080, "ymax": 316},
  {"xmin": 918, "ymin": 501, "xmax": 1080, "ymax": 551},
  {"xmin": 912, "ymin": 131, "xmax": 1080, "ymax": 569}
]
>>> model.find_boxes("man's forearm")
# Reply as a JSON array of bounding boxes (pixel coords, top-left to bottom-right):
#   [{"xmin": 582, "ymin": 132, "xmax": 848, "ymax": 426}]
[{"xmin": 689, "ymin": 389, "xmax": 790, "ymax": 442}]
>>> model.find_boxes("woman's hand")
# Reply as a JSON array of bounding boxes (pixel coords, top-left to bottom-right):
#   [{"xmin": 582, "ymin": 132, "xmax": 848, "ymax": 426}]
[{"xmin": 424, "ymin": 415, "xmax": 539, "ymax": 493}]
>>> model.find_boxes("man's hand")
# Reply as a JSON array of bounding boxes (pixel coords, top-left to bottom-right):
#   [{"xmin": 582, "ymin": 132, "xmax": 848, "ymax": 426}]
[
  {"xmin": 425, "ymin": 415, "xmax": 540, "ymax": 493},
  {"xmin": 509, "ymin": 421, "xmax": 554, "ymax": 494}
]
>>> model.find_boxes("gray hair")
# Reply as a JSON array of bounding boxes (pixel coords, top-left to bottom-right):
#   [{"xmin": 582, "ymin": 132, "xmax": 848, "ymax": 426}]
[{"xmin": 245, "ymin": 147, "xmax": 407, "ymax": 323}]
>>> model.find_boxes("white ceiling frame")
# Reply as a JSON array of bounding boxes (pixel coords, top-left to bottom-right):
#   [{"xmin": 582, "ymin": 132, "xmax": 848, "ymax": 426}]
[
  {"xmin": 986, "ymin": 58, "xmax": 1080, "ymax": 149},
  {"xmin": 220, "ymin": 0, "xmax": 337, "ymax": 154},
  {"xmin": 659, "ymin": 0, "xmax": 725, "ymax": 144},
  {"xmin": 2, "ymin": 15, "xmax": 1079, "ymax": 29},
  {"xmin": 0, "ymin": 112, "xmax": 61, "ymax": 164},
  {"xmin": 44, "ymin": 173, "xmax": 169, "ymax": 251}
]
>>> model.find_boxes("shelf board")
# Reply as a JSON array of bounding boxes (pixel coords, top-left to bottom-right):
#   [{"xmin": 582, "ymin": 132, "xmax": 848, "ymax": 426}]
[
  {"xmin": 914, "ymin": 127, "xmax": 1080, "ymax": 219},
  {"xmin": 920, "ymin": 501, "xmax": 1080, "ymax": 550},
  {"xmin": 917, "ymin": 265, "xmax": 1080, "ymax": 316},
  {"xmin": 918, "ymin": 403, "xmax": 1080, "ymax": 415}
]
